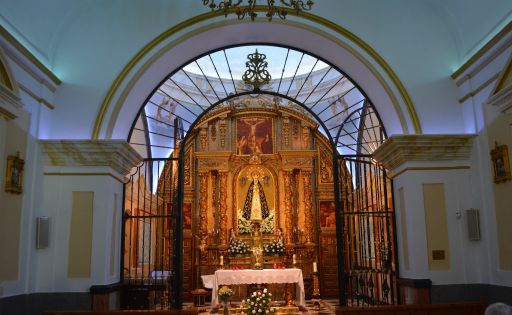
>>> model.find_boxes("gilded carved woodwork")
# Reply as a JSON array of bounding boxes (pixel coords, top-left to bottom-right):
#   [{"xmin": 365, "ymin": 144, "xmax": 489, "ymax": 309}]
[
  {"xmin": 210, "ymin": 121, "xmax": 216, "ymax": 142},
  {"xmin": 184, "ymin": 148, "xmax": 192, "ymax": 186},
  {"xmin": 318, "ymin": 147, "xmax": 334, "ymax": 184},
  {"xmin": 283, "ymin": 116, "xmax": 290, "ymax": 148},
  {"xmin": 219, "ymin": 118, "xmax": 227, "ymax": 149},
  {"xmin": 200, "ymin": 128, "xmax": 207, "ymax": 150},
  {"xmin": 302, "ymin": 170, "xmax": 314, "ymax": 244},
  {"xmin": 302, "ymin": 126, "xmax": 309, "ymax": 149},
  {"xmin": 219, "ymin": 171, "xmax": 228, "ymax": 245},
  {"xmin": 199, "ymin": 171, "xmax": 209, "ymax": 236},
  {"xmin": 283, "ymin": 170, "xmax": 293, "ymax": 244},
  {"xmin": 198, "ymin": 158, "xmax": 229, "ymax": 171}
]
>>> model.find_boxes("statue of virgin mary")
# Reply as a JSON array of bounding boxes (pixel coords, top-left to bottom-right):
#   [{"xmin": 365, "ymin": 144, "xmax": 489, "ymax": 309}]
[{"xmin": 242, "ymin": 173, "xmax": 270, "ymax": 221}]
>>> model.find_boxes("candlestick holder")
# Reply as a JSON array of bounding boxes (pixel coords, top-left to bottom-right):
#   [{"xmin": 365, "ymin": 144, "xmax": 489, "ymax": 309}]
[{"xmin": 311, "ymin": 271, "xmax": 321, "ymax": 311}]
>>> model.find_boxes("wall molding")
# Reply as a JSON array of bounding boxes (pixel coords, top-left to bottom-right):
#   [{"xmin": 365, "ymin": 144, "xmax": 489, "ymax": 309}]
[
  {"xmin": 0, "ymin": 25, "xmax": 61, "ymax": 86},
  {"xmin": 452, "ymin": 21, "xmax": 512, "ymax": 80},
  {"xmin": 40, "ymin": 140, "xmax": 143, "ymax": 178},
  {"xmin": 372, "ymin": 134, "xmax": 476, "ymax": 171}
]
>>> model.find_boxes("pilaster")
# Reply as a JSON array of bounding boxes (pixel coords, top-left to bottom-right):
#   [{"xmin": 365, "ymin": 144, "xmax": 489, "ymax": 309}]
[
  {"xmin": 36, "ymin": 140, "xmax": 142, "ymax": 291},
  {"xmin": 372, "ymin": 134, "xmax": 479, "ymax": 303}
]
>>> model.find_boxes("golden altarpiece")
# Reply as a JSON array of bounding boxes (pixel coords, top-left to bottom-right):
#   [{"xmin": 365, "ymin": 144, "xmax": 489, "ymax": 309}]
[
  {"xmin": 122, "ymin": 95, "xmax": 342, "ymax": 305},
  {"xmin": 187, "ymin": 95, "xmax": 339, "ymax": 299}
]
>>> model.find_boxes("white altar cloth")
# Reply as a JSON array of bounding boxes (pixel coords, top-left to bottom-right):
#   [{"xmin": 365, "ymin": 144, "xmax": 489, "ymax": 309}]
[{"xmin": 210, "ymin": 268, "xmax": 305, "ymax": 307}]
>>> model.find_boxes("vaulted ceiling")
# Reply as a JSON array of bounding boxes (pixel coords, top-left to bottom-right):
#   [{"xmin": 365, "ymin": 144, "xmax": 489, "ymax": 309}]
[
  {"xmin": 0, "ymin": 0, "xmax": 511, "ymax": 139},
  {"xmin": 1, "ymin": 0, "xmax": 510, "ymax": 78}
]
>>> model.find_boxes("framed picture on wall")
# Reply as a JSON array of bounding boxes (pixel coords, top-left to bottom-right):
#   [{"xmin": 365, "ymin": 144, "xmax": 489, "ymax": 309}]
[
  {"xmin": 5, "ymin": 153, "xmax": 24, "ymax": 194},
  {"xmin": 490, "ymin": 142, "xmax": 511, "ymax": 184}
]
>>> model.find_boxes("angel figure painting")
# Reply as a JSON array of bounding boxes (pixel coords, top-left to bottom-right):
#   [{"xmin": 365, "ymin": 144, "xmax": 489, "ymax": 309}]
[{"xmin": 236, "ymin": 117, "xmax": 273, "ymax": 155}]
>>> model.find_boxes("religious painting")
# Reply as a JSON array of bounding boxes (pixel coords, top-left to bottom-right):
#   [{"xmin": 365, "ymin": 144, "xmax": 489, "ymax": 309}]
[
  {"xmin": 490, "ymin": 142, "xmax": 511, "ymax": 184},
  {"xmin": 5, "ymin": 153, "xmax": 24, "ymax": 194},
  {"xmin": 319, "ymin": 201, "xmax": 336, "ymax": 228},
  {"xmin": 236, "ymin": 117, "xmax": 273, "ymax": 155},
  {"xmin": 236, "ymin": 165, "xmax": 275, "ymax": 234},
  {"xmin": 183, "ymin": 202, "xmax": 192, "ymax": 230}
]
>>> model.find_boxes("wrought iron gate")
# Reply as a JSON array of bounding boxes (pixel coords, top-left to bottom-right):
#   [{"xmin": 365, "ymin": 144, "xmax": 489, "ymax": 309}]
[
  {"xmin": 121, "ymin": 156, "xmax": 183, "ymax": 309},
  {"xmin": 335, "ymin": 155, "xmax": 397, "ymax": 306}
]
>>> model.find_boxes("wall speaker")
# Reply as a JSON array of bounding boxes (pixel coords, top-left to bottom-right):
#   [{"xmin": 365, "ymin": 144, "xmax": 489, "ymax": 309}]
[
  {"xmin": 36, "ymin": 216, "xmax": 50, "ymax": 249},
  {"xmin": 466, "ymin": 209, "xmax": 481, "ymax": 241}
]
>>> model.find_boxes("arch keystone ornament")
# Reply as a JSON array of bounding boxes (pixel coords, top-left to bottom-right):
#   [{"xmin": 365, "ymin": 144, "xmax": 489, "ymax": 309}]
[{"xmin": 242, "ymin": 49, "xmax": 271, "ymax": 90}]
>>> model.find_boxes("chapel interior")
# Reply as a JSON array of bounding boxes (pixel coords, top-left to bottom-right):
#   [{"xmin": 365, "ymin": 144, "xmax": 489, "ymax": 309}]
[{"xmin": 0, "ymin": 1, "xmax": 512, "ymax": 315}]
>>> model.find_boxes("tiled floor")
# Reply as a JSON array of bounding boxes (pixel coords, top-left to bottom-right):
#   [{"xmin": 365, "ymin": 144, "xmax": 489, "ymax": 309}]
[{"xmin": 189, "ymin": 299, "xmax": 338, "ymax": 315}]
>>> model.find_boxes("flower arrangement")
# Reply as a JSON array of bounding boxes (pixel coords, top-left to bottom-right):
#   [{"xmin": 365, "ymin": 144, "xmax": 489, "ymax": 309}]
[
  {"xmin": 263, "ymin": 239, "xmax": 285, "ymax": 256},
  {"xmin": 227, "ymin": 239, "xmax": 251, "ymax": 257},
  {"xmin": 238, "ymin": 209, "xmax": 253, "ymax": 234},
  {"xmin": 238, "ymin": 209, "xmax": 275, "ymax": 234},
  {"xmin": 219, "ymin": 286, "xmax": 235, "ymax": 301},
  {"xmin": 260, "ymin": 210, "xmax": 275, "ymax": 234},
  {"xmin": 242, "ymin": 289, "xmax": 274, "ymax": 315}
]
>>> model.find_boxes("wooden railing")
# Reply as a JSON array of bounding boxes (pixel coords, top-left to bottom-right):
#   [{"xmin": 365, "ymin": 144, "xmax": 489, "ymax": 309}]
[{"xmin": 336, "ymin": 303, "xmax": 485, "ymax": 315}]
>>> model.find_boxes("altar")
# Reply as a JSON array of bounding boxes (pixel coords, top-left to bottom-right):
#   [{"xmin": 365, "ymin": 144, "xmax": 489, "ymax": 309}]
[{"xmin": 207, "ymin": 268, "xmax": 305, "ymax": 307}]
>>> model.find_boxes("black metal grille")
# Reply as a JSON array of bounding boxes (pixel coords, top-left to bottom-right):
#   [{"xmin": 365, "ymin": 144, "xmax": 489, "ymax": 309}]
[
  {"xmin": 336, "ymin": 156, "xmax": 397, "ymax": 306},
  {"xmin": 121, "ymin": 158, "xmax": 180, "ymax": 310}
]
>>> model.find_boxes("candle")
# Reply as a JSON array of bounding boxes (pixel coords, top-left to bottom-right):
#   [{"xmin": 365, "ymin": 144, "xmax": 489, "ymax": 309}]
[
  {"xmin": 293, "ymin": 254, "xmax": 296, "ymax": 265},
  {"xmin": 313, "ymin": 262, "xmax": 317, "ymax": 273},
  {"xmin": 220, "ymin": 255, "xmax": 224, "ymax": 266}
]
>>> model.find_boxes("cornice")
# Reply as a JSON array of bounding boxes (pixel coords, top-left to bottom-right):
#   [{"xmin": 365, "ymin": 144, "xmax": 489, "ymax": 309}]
[
  {"xmin": 0, "ymin": 83, "xmax": 21, "ymax": 119},
  {"xmin": 0, "ymin": 25, "xmax": 61, "ymax": 85},
  {"xmin": 452, "ymin": 21, "xmax": 512, "ymax": 80},
  {"xmin": 40, "ymin": 140, "xmax": 143, "ymax": 178},
  {"xmin": 372, "ymin": 134, "xmax": 476, "ymax": 171},
  {"xmin": 487, "ymin": 84, "xmax": 512, "ymax": 114}
]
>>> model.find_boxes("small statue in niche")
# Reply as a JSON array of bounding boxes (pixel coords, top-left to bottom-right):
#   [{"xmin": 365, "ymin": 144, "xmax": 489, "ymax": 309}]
[
  {"xmin": 194, "ymin": 233, "xmax": 209, "ymax": 260},
  {"xmin": 276, "ymin": 227, "xmax": 283, "ymax": 243},
  {"xmin": 230, "ymin": 228, "xmax": 236, "ymax": 243}
]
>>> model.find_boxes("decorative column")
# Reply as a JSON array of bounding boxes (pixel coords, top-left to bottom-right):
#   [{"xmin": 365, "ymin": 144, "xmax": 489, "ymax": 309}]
[
  {"xmin": 199, "ymin": 171, "xmax": 209, "ymax": 236},
  {"xmin": 218, "ymin": 171, "xmax": 228, "ymax": 246},
  {"xmin": 283, "ymin": 170, "xmax": 293, "ymax": 244},
  {"xmin": 302, "ymin": 170, "xmax": 314, "ymax": 244}
]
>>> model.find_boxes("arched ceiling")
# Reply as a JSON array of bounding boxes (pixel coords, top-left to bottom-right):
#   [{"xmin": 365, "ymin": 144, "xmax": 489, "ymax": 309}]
[
  {"xmin": 1, "ymin": 0, "xmax": 511, "ymax": 138},
  {"xmin": 1, "ymin": 0, "xmax": 510, "ymax": 73}
]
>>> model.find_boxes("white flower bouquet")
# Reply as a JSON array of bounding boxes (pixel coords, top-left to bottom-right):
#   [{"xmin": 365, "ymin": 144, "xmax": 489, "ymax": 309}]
[
  {"xmin": 263, "ymin": 239, "xmax": 285, "ymax": 256},
  {"xmin": 227, "ymin": 239, "xmax": 250, "ymax": 257},
  {"xmin": 242, "ymin": 289, "xmax": 274, "ymax": 315}
]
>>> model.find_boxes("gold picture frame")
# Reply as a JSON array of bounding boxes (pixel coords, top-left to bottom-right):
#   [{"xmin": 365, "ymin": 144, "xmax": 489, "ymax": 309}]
[
  {"xmin": 490, "ymin": 142, "xmax": 511, "ymax": 184},
  {"xmin": 5, "ymin": 153, "xmax": 24, "ymax": 194}
]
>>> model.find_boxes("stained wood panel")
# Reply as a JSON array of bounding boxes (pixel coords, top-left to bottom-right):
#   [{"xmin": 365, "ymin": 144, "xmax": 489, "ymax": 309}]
[{"xmin": 319, "ymin": 231, "xmax": 338, "ymax": 298}]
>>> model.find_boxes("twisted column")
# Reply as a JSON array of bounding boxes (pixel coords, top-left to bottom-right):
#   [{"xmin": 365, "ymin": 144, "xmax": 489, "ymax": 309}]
[
  {"xmin": 199, "ymin": 171, "xmax": 209, "ymax": 236},
  {"xmin": 219, "ymin": 171, "xmax": 228, "ymax": 245},
  {"xmin": 302, "ymin": 170, "xmax": 314, "ymax": 244},
  {"xmin": 283, "ymin": 170, "xmax": 293, "ymax": 244}
]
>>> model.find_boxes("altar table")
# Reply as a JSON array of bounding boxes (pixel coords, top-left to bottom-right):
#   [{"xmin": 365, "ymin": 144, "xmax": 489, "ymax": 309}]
[{"xmin": 208, "ymin": 268, "xmax": 305, "ymax": 307}]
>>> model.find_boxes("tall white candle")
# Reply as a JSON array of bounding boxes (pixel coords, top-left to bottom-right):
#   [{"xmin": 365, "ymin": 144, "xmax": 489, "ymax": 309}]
[
  {"xmin": 313, "ymin": 262, "xmax": 317, "ymax": 273},
  {"xmin": 293, "ymin": 254, "xmax": 296, "ymax": 265},
  {"xmin": 220, "ymin": 255, "xmax": 224, "ymax": 266}
]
